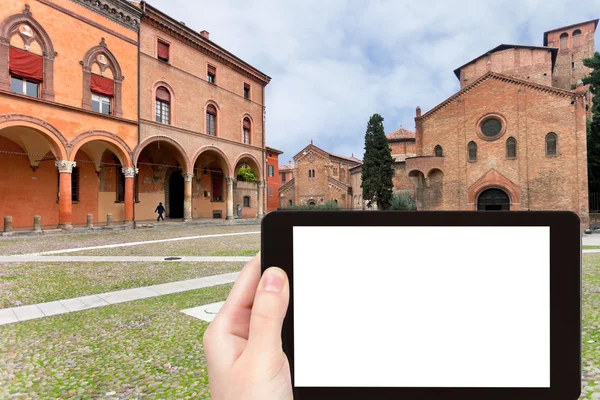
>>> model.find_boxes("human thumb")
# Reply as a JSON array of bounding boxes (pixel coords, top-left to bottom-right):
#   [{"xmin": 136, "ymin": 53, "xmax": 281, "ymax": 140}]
[{"xmin": 246, "ymin": 267, "xmax": 289, "ymax": 357}]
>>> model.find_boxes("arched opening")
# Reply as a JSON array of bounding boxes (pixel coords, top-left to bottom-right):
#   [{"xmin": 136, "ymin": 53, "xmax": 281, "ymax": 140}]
[
  {"xmin": 434, "ymin": 145, "xmax": 443, "ymax": 157},
  {"xmin": 192, "ymin": 148, "xmax": 231, "ymax": 219},
  {"xmin": 546, "ymin": 132, "xmax": 557, "ymax": 156},
  {"xmin": 477, "ymin": 188, "xmax": 510, "ymax": 211},
  {"xmin": 134, "ymin": 137, "xmax": 188, "ymax": 221},
  {"xmin": 308, "ymin": 200, "xmax": 316, "ymax": 206},
  {"xmin": 155, "ymin": 86, "xmax": 171, "ymax": 124},
  {"xmin": 233, "ymin": 153, "xmax": 261, "ymax": 219},
  {"xmin": 560, "ymin": 32, "xmax": 569, "ymax": 50},
  {"xmin": 206, "ymin": 103, "xmax": 217, "ymax": 136},
  {"xmin": 288, "ymin": 199, "xmax": 293, "ymax": 207},
  {"xmin": 70, "ymin": 138, "xmax": 131, "ymax": 225},
  {"xmin": 573, "ymin": 29, "xmax": 582, "ymax": 47},
  {"xmin": 168, "ymin": 171, "xmax": 184, "ymax": 219},
  {"xmin": 506, "ymin": 137, "xmax": 517, "ymax": 159},
  {"xmin": 0, "ymin": 118, "xmax": 70, "ymax": 229},
  {"xmin": 242, "ymin": 117, "xmax": 252, "ymax": 145},
  {"xmin": 408, "ymin": 169, "xmax": 425, "ymax": 210}
]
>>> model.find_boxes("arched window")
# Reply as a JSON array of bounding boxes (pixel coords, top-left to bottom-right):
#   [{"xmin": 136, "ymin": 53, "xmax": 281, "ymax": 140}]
[
  {"xmin": 506, "ymin": 137, "xmax": 517, "ymax": 159},
  {"xmin": 206, "ymin": 104, "xmax": 217, "ymax": 136},
  {"xmin": 546, "ymin": 133, "xmax": 557, "ymax": 156},
  {"xmin": 434, "ymin": 145, "xmax": 443, "ymax": 157},
  {"xmin": 468, "ymin": 141, "xmax": 477, "ymax": 162},
  {"xmin": 243, "ymin": 195, "xmax": 250, "ymax": 208},
  {"xmin": 308, "ymin": 200, "xmax": 316, "ymax": 206},
  {"xmin": 155, "ymin": 86, "xmax": 170, "ymax": 124},
  {"xmin": 243, "ymin": 117, "xmax": 251, "ymax": 144},
  {"xmin": 309, "ymin": 169, "xmax": 315, "ymax": 178},
  {"xmin": 573, "ymin": 29, "xmax": 582, "ymax": 47},
  {"xmin": 560, "ymin": 32, "xmax": 569, "ymax": 50},
  {"xmin": 81, "ymin": 43, "xmax": 123, "ymax": 117},
  {"xmin": 0, "ymin": 11, "xmax": 56, "ymax": 100},
  {"xmin": 288, "ymin": 199, "xmax": 293, "ymax": 207}
]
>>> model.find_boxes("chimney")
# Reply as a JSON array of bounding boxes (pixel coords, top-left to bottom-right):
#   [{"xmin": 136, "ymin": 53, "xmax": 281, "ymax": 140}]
[
  {"xmin": 416, "ymin": 106, "xmax": 421, "ymax": 118},
  {"xmin": 288, "ymin": 161, "xmax": 292, "ymax": 167},
  {"xmin": 200, "ymin": 30, "xmax": 210, "ymax": 40}
]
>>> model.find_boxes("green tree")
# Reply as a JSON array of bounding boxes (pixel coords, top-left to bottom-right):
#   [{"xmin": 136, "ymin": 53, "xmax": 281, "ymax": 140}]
[
  {"xmin": 236, "ymin": 167, "xmax": 257, "ymax": 182},
  {"xmin": 583, "ymin": 52, "xmax": 600, "ymax": 192},
  {"xmin": 361, "ymin": 114, "xmax": 394, "ymax": 209}
]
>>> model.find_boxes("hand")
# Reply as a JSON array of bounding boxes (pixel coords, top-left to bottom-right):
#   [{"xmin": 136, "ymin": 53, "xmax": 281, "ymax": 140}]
[{"xmin": 203, "ymin": 253, "xmax": 292, "ymax": 400}]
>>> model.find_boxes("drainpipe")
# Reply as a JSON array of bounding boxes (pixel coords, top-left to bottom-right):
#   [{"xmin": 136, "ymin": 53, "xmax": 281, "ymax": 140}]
[
  {"xmin": 262, "ymin": 84, "xmax": 266, "ymax": 215},
  {"xmin": 133, "ymin": 4, "xmax": 143, "ymax": 227}
]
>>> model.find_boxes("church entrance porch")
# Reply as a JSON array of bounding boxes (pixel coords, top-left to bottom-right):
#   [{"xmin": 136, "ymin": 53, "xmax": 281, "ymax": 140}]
[{"xmin": 477, "ymin": 188, "xmax": 510, "ymax": 211}]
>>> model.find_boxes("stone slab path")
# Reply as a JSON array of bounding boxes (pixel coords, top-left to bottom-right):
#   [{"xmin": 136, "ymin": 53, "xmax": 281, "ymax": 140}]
[
  {"xmin": 0, "ymin": 255, "xmax": 253, "ymax": 263},
  {"xmin": 0, "ymin": 272, "xmax": 239, "ymax": 326},
  {"xmin": 181, "ymin": 301, "xmax": 225, "ymax": 323}
]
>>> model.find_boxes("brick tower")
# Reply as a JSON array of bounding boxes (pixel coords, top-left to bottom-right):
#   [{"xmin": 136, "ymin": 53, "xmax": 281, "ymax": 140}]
[{"xmin": 544, "ymin": 19, "xmax": 598, "ymax": 90}]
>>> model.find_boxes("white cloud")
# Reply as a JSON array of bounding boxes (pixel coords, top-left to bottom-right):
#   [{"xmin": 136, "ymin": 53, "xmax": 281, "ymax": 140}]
[{"xmin": 149, "ymin": 0, "xmax": 600, "ymax": 161}]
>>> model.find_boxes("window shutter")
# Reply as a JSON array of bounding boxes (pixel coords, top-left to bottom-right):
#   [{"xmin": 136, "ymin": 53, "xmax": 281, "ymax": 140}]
[
  {"xmin": 9, "ymin": 47, "xmax": 43, "ymax": 82},
  {"xmin": 157, "ymin": 41, "xmax": 169, "ymax": 60},
  {"xmin": 208, "ymin": 65, "xmax": 216, "ymax": 75},
  {"xmin": 156, "ymin": 86, "xmax": 170, "ymax": 102},
  {"xmin": 90, "ymin": 74, "xmax": 114, "ymax": 97}
]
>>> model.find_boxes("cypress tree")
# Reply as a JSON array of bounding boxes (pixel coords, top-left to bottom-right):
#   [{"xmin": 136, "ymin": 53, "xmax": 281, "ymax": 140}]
[{"xmin": 361, "ymin": 114, "xmax": 394, "ymax": 209}]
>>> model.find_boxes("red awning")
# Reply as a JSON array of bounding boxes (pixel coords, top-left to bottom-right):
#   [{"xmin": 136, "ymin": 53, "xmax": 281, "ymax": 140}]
[
  {"xmin": 243, "ymin": 118, "xmax": 251, "ymax": 129},
  {"xmin": 156, "ymin": 86, "xmax": 170, "ymax": 102},
  {"xmin": 9, "ymin": 47, "xmax": 43, "ymax": 82},
  {"xmin": 208, "ymin": 64, "xmax": 216, "ymax": 74},
  {"xmin": 206, "ymin": 104, "xmax": 217, "ymax": 115},
  {"xmin": 157, "ymin": 41, "xmax": 169, "ymax": 60},
  {"xmin": 90, "ymin": 74, "xmax": 114, "ymax": 97}
]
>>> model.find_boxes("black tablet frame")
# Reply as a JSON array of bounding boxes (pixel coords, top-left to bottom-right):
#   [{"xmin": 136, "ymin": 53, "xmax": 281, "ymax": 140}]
[{"xmin": 261, "ymin": 210, "xmax": 581, "ymax": 400}]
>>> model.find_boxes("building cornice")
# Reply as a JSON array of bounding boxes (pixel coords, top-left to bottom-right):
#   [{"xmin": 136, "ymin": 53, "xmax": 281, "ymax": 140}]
[
  {"xmin": 141, "ymin": 2, "xmax": 271, "ymax": 86},
  {"xmin": 69, "ymin": 0, "xmax": 142, "ymax": 31}
]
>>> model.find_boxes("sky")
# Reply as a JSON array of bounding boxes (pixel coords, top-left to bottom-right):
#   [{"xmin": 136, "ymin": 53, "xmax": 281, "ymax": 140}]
[{"xmin": 149, "ymin": 0, "xmax": 600, "ymax": 164}]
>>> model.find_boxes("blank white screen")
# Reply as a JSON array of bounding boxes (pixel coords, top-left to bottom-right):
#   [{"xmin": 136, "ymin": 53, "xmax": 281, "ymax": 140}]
[{"xmin": 293, "ymin": 226, "xmax": 550, "ymax": 388}]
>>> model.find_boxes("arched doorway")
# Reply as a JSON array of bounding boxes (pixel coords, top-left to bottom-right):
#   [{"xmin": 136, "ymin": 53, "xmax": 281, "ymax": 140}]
[
  {"xmin": 477, "ymin": 188, "xmax": 510, "ymax": 211},
  {"xmin": 168, "ymin": 171, "xmax": 184, "ymax": 218}
]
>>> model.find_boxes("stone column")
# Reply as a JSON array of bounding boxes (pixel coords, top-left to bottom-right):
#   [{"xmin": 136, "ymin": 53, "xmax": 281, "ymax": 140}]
[
  {"xmin": 257, "ymin": 181, "xmax": 265, "ymax": 219},
  {"xmin": 183, "ymin": 173, "xmax": 194, "ymax": 222},
  {"xmin": 56, "ymin": 161, "xmax": 76, "ymax": 230},
  {"xmin": 226, "ymin": 178, "xmax": 235, "ymax": 220},
  {"xmin": 122, "ymin": 167, "xmax": 138, "ymax": 225}
]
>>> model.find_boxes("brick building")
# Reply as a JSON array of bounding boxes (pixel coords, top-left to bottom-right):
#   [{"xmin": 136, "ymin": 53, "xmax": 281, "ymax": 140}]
[
  {"xmin": 403, "ymin": 19, "xmax": 595, "ymax": 226},
  {"xmin": 135, "ymin": 2, "xmax": 270, "ymax": 222},
  {"xmin": 0, "ymin": 0, "xmax": 141, "ymax": 229},
  {"xmin": 279, "ymin": 142, "xmax": 361, "ymax": 209},
  {"xmin": 266, "ymin": 146, "xmax": 282, "ymax": 212},
  {"xmin": 0, "ymin": 0, "xmax": 273, "ymax": 230}
]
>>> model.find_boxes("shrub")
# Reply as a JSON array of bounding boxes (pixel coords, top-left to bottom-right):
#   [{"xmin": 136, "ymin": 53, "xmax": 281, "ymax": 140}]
[
  {"xmin": 236, "ymin": 167, "xmax": 257, "ymax": 182},
  {"xmin": 389, "ymin": 191, "xmax": 417, "ymax": 211}
]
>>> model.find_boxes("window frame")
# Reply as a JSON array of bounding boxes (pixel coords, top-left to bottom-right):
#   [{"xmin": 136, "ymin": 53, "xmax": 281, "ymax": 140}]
[
  {"xmin": 467, "ymin": 141, "xmax": 478, "ymax": 162},
  {"xmin": 268, "ymin": 165, "xmax": 275, "ymax": 177},
  {"xmin": 559, "ymin": 32, "xmax": 569, "ymax": 50},
  {"xmin": 10, "ymin": 75, "xmax": 39, "ymax": 97},
  {"xmin": 546, "ymin": 132, "xmax": 558, "ymax": 157},
  {"xmin": 207, "ymin": 64, "xmax": 216, "ymax": 84},
  {"xmin": 157, "ymin": 39, "xmax": 170, "ymax": 63},
  {"xmin": 506, "ymin": 137, "xmax": 517, "ymax": 159},
  {"xmin": 244, "ymin": 83, "xmax": 251, "ymax": 99},
  {"xmin": 572, "ymin": 29, "xmax": 582, "ymax": 47},
  {"xmin": 434, "ymin": 145, "xmax": 443, "ymax": 157},
  {"xmin": 269, "ymin": 186, "xmax": 273, "ymax": 197},
  {"xmin": 92, "ymin": 93, "xmax": 112, "ymax": 115},
  {"xmin": 155, "ymin": 99, "xmax": 170, "ymax": 124},
  {"xmin": 243, "ymin": 195, "xmax": 251, "ymax": 208}
]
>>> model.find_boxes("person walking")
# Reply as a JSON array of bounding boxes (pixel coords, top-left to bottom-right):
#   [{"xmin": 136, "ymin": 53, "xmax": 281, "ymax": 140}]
[{"xmin": 155, "ymin": 202, "xmax": 165, "ymax": 221}]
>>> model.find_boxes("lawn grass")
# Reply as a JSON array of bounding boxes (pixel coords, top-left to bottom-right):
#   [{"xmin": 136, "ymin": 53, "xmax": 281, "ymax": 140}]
[
  {"xmin": 0, "ymin": 262, "xmax": 243, "ymax": 308},
  {"xmin": 581, "ymin": 254, "xmax": 600, "ymax": 399},
  {"xmin": 0, "ymin": 224, "xmax": 260, "ymax": 256},
  {"xmin": 583, "ymin": 245, "xmax": 600, "ymax": 250},
  {"xmin": 0, "ymin": 284, "xmax": 231, "ymax": 399},
  {"xmin": 59, "ymin": 234, "xmax": 260, "ymax": 257}
]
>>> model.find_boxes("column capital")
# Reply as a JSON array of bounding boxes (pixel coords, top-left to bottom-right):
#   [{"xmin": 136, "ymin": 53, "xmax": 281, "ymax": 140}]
[
  {"xmin": 121, "ymin": 167, "xmax": 139, "ymax": 178},
  {"xmin": 55, "ymin": 160, "xmax": 76, "ymax": 173},
  {"xmin": 183, "ymin": 173, "xmax": 194, "ymax": 182},
  {"xmin": 226, "ymin": 177, "xmax": 235, "ymax": 185},
  {"xmin": 257, "ymin": 180, "xmax": 266, "ymax": 188}
]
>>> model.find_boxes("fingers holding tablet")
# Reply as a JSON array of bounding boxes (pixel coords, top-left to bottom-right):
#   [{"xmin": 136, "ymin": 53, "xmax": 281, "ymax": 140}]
[{"xmin": 204, "ymin": 254, "xmax": 293, "ymax": 400}]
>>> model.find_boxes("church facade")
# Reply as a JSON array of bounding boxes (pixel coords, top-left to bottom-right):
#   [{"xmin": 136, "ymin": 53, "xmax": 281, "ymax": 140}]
[{"xmin": 403, "ymin": 19, "xmax": 596, "ymax": 226}]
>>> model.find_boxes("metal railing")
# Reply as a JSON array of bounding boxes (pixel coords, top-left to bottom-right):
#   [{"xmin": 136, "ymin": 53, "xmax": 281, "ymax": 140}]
[{"xmin": 590, "ymin": 192, "xmax": 600, "ymax": 213}]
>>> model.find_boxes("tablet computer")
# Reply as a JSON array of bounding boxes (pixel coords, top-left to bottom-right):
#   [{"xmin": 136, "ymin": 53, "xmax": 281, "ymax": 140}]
[{"xmin": 261, "ymin": 211, "xmax": 581, "ymax": 400}]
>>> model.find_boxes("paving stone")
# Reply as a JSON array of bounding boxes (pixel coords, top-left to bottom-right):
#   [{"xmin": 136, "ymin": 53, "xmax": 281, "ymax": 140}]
[
  {"xmin": 97, "ymin": 287, "xmax": 158, "ymax": 304},
  {"xmin": 13, "ymin": 305, "xmax": 44, "ymax": 321},
  {"xmin": 60, "ymin": 298, "xmax": 88, "ymax": 312},
  {"xmin": 181, "ymin": 301, "xmax": 225, "ymax": 323},
  {"xmin": 37, "ymin": 301, "xmax": 70, "ymax": 317},
  {"xmin": 78, "ymin": 295, "xmax": 110, "ymax": 309},
  {"xmin": 0, "ymin": 308, "xmax": 18, "ymax": 325},
  {"xmin": 146, "ymin": 282, "xmax": 188, "ymax": 295}
]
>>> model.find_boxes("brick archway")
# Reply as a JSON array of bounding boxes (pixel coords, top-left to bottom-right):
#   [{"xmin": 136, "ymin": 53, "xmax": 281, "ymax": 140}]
[{"xmin": 467, "ymin": 169, "xmax": 521, "ymax": 211}]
